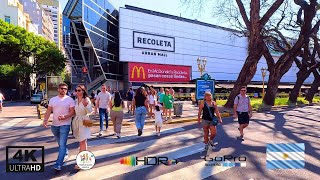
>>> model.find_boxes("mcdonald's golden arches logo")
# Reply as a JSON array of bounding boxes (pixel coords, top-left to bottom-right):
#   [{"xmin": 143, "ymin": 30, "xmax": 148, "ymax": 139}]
[{"xmin": 131, "ymin": 66, "xmax": 145, "ymax": 79}]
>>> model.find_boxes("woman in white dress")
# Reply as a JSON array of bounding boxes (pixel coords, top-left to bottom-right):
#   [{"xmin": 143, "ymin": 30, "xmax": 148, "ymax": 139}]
[{"xmin": 72, "ymin": 85, "xmax": 92, "ymax": 169}]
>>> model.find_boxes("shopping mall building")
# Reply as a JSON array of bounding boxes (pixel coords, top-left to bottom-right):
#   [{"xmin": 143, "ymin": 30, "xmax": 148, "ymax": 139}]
[{"xmin": 62, "ymin": 0, "xmax": 313, "ymax": 93}]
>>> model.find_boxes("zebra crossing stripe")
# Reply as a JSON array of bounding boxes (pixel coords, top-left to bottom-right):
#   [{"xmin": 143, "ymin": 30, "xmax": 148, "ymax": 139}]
[
  {"xmin": 25, "ymin": 120, "xmax": 43, "ymax": 127},
  {"xmin": 62, "ymin": 133, "xmax": 196, "ymax": 166},
  {"xmin": 150, "ymin": 159, "xmax": 232, "ymax": 180},
  {"xmin": 63, "ymin": 143, "xmax": 204, "ymax": 180},
  {"xmin": 88, "ymin": 127, "xmax": 185, "ymax": 147},
  {"xmin": 0, "ymin": 118, "xmax": 26, "ymax": 130}
]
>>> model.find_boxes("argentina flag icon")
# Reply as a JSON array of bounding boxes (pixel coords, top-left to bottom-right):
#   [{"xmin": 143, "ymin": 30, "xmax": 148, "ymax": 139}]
[{"xmin": 266, "ymin": 143, "xmax": 305, "ymax": 169}]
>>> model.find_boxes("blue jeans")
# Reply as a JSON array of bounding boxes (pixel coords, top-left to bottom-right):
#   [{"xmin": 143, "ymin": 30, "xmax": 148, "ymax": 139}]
[
  {"xmin": 99, "ymin": 108, "xmax": 109, "ymax": 131},
  {"xmin": 135, "ymin": 106, "xmax": 147, "ymax": 130},
  {"xmin": 51, "ymin": 125, "xmax": 70, "ymax": 167}
]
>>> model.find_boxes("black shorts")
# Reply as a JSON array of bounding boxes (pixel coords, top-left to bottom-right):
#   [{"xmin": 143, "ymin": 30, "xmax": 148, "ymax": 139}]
[{"xmin": 237, "ymin": 112, "xmax": 250, "ymax": 124}]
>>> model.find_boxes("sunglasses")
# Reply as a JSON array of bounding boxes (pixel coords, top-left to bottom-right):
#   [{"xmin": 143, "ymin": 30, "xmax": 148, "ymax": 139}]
[
  {"xmin": 60, "ymin": 88, "xmax": 68, "ymax": 90},
  {"xmin": 76, "ymin": 89, "xmax": 82, "ymax": 92},
  {"xmin": 241, "ymin": 90, "xmax": 247, "ymax": 92}
]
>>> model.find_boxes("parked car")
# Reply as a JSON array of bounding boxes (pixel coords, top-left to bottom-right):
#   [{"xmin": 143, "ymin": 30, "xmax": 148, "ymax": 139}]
[{"xmin": 30, "ymin": 94, "xmax": 42, "ymax": 104}]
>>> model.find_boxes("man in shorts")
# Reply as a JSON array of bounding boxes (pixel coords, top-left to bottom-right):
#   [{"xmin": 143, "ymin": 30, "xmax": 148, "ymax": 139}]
[{"xmin": 233, "ymin": 86, "xmax": 252, "ymax": 141}]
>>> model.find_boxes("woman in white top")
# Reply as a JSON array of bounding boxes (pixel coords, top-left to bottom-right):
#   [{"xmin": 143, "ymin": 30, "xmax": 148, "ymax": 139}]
[
  {"xmin": 72, "ymin": 85, "xmax": 92, "ymax": 169},
  {"xmin": 148, "ymin": 89, "xmax": 157, "ymax": 118}
]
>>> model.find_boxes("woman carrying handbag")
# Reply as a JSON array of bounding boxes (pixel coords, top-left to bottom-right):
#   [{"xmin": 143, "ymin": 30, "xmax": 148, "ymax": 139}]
[
  {"xmin": 198, "ymin": 92, "xmax": 222, "ymax": 152},
  {"xmin": 72, "ymin": 85, "xmax": 93, "ymax": 169}
]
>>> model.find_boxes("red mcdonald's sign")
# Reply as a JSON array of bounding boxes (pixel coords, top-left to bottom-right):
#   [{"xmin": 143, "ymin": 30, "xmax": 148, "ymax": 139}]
[{"xmin": 128, "ymin": 62, "xmax": 191, "ymax": 82}]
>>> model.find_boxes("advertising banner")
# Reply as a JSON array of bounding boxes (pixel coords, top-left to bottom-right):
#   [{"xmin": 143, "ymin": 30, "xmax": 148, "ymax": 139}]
[
  {"xmin": 133, "ymin": 31, "xmax": 175, "ymax": 52},
  {"xmin": 196, "ymin": 79, "xmax": 215, "ymax": 100},
  {"xmin": 128, "ymin": 62, "xmax": 191, "ymax": 82}
]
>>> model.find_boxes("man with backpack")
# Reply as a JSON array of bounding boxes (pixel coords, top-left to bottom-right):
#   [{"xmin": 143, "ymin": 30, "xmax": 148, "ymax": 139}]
[
  {"xmin": 233, "ymin": 86, "xmax": 253, "ymax": 141},
  {"xmin": 126, "ymin": 87, "xmax": 134, "ymax": 114}
]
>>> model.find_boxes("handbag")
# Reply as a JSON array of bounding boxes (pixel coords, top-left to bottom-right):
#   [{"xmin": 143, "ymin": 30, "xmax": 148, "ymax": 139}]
[
  {"xmin": 83, "ymin": 115, "xmax": 94, "ymax": 127},
  {"xmin": 204, "ymin": 102, "xmax": 218, "ymax": 126}
]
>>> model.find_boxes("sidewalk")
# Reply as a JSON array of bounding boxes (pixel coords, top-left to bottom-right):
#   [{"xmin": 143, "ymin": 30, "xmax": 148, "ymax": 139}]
[{"xmin": 91, "ymin": 102, "xmax": 232, "ymax": 126}]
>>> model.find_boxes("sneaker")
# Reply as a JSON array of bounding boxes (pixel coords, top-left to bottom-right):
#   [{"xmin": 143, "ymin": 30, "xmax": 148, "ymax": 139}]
[
  {"xmin": 237, "ymin": 135, "xmax": 244, "ymax": 141},
  {"xmin": 157, "ymin": 132, "xmax": 160, "ymax": 137},
  {"xmin": 138, "ymin": 129, "xmax": 142, "ymax": 136},
  {"xmin": 209, "ymin": 140, "xmax": 214, "ymax": 147},
  {"xmin": 169, "ymin": 117, "xmax": 172, "ymax": 120},
  {"xmin": 203, "ymin": 144, "xmax": 209, "ymax": 151},
  {"xmin": 54, "ymin": 165, "xmax": 61, "ymax": 171},
  {"xmin": 112, "ymin": 132, "xmax": 116, "ymax": 136},
  {"xmin": 97, "ymin": 131, "xmax": 103, "ymax": 137},
  {"xmin": 63, "ymin": 154, "xmax": 69, "ymax": 162}
]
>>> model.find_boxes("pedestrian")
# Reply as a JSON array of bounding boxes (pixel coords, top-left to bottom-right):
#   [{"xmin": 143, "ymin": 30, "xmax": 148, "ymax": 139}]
[
  {"xmin": 233, "ymin": 86, "xmax": 253, "ymax": 141},
  {"xmin": 198, "ymin": 92, "xmax": 222, "ymax": 151},
  {"xmin": 72, "ymin": 85, "xmax": 92, "ymax": 170},
  {"xmin": 109, "ymin": 91, "xmax": 124, "ymax": 138},
  {"xmin": 163, "ymin": 89, "xmax": 174, "ymax": 120},
  {"xmin": 126, "ymin": 87, "xmax": 134, "ymax": 114},
  {"xmin": 132, "ymin": 87, "xmax": 148, "ymax": 136},
  {"xmin": 90, "ymin": 90, "xmax": 96, "ymax": 106},
  {"xmin": 0, "ymin": 92, "xmax": 5, "ymax": 113},
  {"xmin": 42, "ymin": 83, "xmax": 75, "ymax": 171},
  {"xmin": 154, "ymin": 104, "xmax": 163, "ymax": 136},
  {"xmin": 148, "ymin": 89, "xmax": 157, "ymax": 118},
  {"xmin": 157, "ymin": 87, "xmax": 165, "ymax": 113},
  {"xmin": 94, "ymin": 84, "xmax": 111, "ymax": 137},
  {"xmin": 169, "ymin": 87, "xmax": 175, "ymax": 97},
  {"xmin": 107, "ymin": 86, "xmax": 111, "ymax": 93},
  {"xmin": 97, "ymin": 89, "xmax": 101, "ymax": 95}
]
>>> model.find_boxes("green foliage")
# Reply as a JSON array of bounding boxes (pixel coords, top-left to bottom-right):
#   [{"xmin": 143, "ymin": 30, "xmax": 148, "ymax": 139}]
[
  {"xmin": 0, "ymin": 64, "xmax": 16, "ymax": 76},
  {"xmin": 216, "ymin": 97, "xmax": 320, "ymax": 109},
  {"xmin": 0, "ymin": 19, "xmax": 65, "ymax": 78}
]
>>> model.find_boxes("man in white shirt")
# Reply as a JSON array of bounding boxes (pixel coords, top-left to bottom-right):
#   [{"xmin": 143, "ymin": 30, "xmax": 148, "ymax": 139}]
[
  {"xmin": 233, "ymin": 86, "xmax": 253, "ymax": 141},
  {"xmin": 95, "ymin": 84, "xmax": 111, "ymax": 137},
  {"xmin": 43, "ymin": 83, "xmax": 75, "ymax": 171}
]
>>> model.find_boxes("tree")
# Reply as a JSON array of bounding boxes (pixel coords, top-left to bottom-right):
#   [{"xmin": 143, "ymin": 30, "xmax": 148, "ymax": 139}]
[
  {"xmin": 0, "ymin": 19, "xmax": 66, "ymax": 99},
  {"xmin": 305, "ymin": 67, "xmax": 320, "ymax": 103},
  {"xmin": 263, "ymin": 0, "xmax": 320, "ymax": 106},
  {"xmin": 289, "ymin": 35, "xmax": 320, "ymax": 104},
  {"xmin": 182, "ymin": 0, "xmax": 285, "ymax": 108}
]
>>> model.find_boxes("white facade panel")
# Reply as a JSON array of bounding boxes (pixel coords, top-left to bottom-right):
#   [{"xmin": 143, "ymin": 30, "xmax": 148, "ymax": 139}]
[{"xmin": 119, "ymin": 7, "xmax": 312, "ymax": 83}]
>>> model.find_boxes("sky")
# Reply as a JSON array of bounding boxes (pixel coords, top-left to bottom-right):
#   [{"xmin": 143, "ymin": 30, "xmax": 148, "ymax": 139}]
[{"xmin": 60, "ymin": 0, "xmax": 225, "ymax": 28}]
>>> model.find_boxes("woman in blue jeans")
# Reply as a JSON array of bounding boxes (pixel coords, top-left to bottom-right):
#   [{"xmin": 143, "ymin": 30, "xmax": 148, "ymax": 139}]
[{"xmin": 132, "ymin": 87, "xmax": 148, "ymax": 136}]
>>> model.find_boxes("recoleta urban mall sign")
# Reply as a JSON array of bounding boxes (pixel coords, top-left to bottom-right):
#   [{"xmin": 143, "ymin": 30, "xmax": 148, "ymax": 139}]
[
  {"xmin": 129, "ymin": 62, "xmax": 191, "ymax": 82},
  {"xmin": 133, "ymin": 31, "xmax": 175, "ymax": 52}
]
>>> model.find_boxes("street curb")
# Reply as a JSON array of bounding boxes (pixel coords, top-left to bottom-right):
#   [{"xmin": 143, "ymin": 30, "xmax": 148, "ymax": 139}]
[{"xmin": 90, "ymin": 112, "xmax": 232, "ymax": 126}]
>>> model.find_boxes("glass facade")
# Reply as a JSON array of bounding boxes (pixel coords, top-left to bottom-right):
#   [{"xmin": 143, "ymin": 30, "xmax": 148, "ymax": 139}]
[{"xmin": 63, "ymin": 0, "xmax": 120, "ymax": 90}]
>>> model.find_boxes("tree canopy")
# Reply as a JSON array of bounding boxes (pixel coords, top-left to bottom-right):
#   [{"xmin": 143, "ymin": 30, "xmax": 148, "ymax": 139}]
[{"xmin": 0, "ymin": 19, "xmax": 65, "ymax": 77}]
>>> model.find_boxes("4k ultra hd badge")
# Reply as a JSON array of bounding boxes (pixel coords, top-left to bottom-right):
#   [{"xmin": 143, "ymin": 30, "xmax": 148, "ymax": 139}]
[
  {"xmin": 76, "ymin": 151, "xmax": 95, "ymax": 170},
  {"xmin": 6, "ymin": 146, "xmax": 44, "ymax": 172}
]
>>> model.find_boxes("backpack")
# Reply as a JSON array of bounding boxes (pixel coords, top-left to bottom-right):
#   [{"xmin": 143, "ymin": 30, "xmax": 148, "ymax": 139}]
[{"xmin": 236, "ymin": 95, "xmax": 250, "ymax": 108}]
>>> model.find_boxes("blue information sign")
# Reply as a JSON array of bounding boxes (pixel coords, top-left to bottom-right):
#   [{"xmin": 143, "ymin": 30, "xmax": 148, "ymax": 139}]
[{"xmin": 196, "ymin": 79, "xmax": 215, "ymax": 100}]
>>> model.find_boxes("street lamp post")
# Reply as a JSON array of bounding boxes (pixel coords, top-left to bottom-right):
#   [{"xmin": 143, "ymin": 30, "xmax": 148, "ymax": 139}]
[
  {"xmin": 261, "ymin": 67, "xmax": 267, "ymax": 99},
  {"xmin": 197, "ymin": 57, "xmax": 207, "ymax": 76}
]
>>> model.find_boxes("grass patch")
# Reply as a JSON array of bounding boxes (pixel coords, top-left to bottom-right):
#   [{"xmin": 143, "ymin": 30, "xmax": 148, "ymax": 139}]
[{"xmin": 215, "ymin": 96, "xmax": 320, "ymax": 108}]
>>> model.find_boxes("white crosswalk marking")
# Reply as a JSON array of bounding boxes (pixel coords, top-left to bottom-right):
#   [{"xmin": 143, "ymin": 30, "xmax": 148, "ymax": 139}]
[
  {"xmin": 25, "ymin": 120, "xmax": 43, "ymax": 127},
  {"xmin": 63, "ymin": 133, "xmax": 196, "ymax": 166},
  {"xmin": 0, "ymin": 118, "xmax": 26, "ymax": 130},
  {"xmin": 67, "ymin": 143, "xmax": 204, "ymax": 180},
  {"xmin": 151, "ymin": 160, "xmax": 232, "ymax": 180},
  {"xmin": 88, "ymin": 127, "xmax": 185, "ymax": 147}
]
